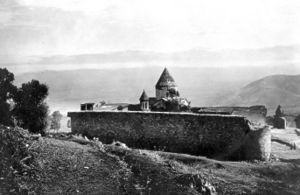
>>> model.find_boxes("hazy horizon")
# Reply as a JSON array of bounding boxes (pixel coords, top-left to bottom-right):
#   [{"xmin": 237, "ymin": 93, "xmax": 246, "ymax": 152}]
[
  {"xmin": 1, "ymin": 0, "xmax": 300, "ymax": 74},
  {"xmin": 3, "ymin": 45, "xmax": 300, "ymax": 74}
]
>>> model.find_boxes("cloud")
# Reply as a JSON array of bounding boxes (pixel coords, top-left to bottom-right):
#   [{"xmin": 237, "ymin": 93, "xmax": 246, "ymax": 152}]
[
  {"xmin": 0, "ymin": 1, "xmax": 86, "ymax": 56},
  {"xmin": 0, "ymin": 0, "xmax": 300, "ymax": 66},
  {"xmin": 0, "ymin": 0, "xmax": 20, "ymax": 8}
]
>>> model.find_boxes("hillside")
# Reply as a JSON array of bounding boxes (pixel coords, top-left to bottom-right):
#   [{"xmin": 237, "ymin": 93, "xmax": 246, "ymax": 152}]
[
  {"xmin": 1, "ymin": 126, "xmax": 300, "ymax": 194},
  {"xmin": 224, "ymin": 75, "xmax": 300, "ymax": 114}
]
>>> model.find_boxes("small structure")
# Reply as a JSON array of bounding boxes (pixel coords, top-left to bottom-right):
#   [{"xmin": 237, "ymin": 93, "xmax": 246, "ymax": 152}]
[
  {"xmin": 81, "ymin": 102, "xmax": 129, "ymax": 111},
  {"xmin": 95, "ymin": 103, "xmax": 129, "ymax": 111},
  {"xmin": 295, "ymin": 114, "xmax": 300, "ymax": 129},
  {"xmin": 80, "ymin": 103, "xmax": 95, "ymax": 111},
  {"xmin": 139, "ymin": 90, "xmax": 150, "ymax": 111},
  {"xmin": 273, "ymin": 105, "xmax": 287, "ymax": 129}
]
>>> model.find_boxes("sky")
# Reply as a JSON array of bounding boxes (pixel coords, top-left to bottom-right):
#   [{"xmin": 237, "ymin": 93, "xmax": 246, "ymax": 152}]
[{"xmin": 1, "ymin": 0, "xmax": 300, "ymax": 72}]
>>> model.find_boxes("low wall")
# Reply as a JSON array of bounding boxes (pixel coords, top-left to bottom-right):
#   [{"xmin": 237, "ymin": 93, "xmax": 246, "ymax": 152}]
[{"xmin": 68, "ymin": 111, "xmax": 270, "ymax": 160}]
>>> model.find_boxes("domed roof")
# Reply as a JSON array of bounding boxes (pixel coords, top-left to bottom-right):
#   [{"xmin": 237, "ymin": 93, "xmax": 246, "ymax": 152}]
[
  {"xmin": 155, "ymin": 68, "xmax": 177, "ymax": 89},
  {"xmin": 139, "ymin": 90, "xmax": 149, "ymax": 101}
]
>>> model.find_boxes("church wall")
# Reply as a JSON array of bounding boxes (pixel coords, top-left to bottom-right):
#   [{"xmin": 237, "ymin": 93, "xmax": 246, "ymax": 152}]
[
  {"xmin": 155, "ymin": 87, "xmax": 179, "ymax": 99},
  {"xmin": 68, "ymin": 111, "xmax": 270, "ymax": 160},
  {"xmin": 156, "ymin": 88, "xmax": 167, "ymax": 99}
]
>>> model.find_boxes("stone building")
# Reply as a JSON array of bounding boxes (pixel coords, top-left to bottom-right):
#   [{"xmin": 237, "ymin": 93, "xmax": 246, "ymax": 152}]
[
  {"xmin": 139, "ymin": 90, "xmax": 150, "ymax": 111},
  {"xmin": 295, "ymin": 115, "xmax": 300, "ymax": 129},
  {"xmin": 79, "ymin": 68, "xmax": 189, "ymax": 112},
  {"xmin": 80, "ymin": 103, "xmax": 95, "ymax": 111},
  {"xmin": 137, "ymin": 68, "xmax": 190, "ymax": 112}
]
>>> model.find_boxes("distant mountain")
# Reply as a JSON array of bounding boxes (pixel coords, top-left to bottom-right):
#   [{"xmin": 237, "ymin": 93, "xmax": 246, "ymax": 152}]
[
  {"xmin": 4, "ymin": 45, "xmax": 300, "ymax": 75},
  {"xmin": 14, "ymin": 67, "xmax": 300, "ymax": 115},
  {"xmin": 5, "ymin": 45, "xmax": 300, "ymax": 66},
  {"xmin": 223, "ymin": 75, "xmax": 300, "ymax": 114}
]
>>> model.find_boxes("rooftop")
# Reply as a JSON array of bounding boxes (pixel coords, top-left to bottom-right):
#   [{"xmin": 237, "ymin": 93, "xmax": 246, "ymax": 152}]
[
  {"xmin": 139, "ymin": 90, "xmax": 149, "ymax": 101},
  {"xmin": 155, "ymin": 68, "xmax": 177, "ymax": 89}
]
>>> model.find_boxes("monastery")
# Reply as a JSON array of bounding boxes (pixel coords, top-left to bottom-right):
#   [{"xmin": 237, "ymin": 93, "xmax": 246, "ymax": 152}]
[
  {"xmin": 69, "ymin": 67, "xmax": 271, "ymax": 161},
  {"xmin": 80, "ymin": 68, "xmax": 190, "ymax": 112}
]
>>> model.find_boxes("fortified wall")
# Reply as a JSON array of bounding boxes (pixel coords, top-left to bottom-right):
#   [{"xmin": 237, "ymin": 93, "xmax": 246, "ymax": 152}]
[{"xmin": 68, "ymin": 111, "xmax": 271, "ymax": 161}]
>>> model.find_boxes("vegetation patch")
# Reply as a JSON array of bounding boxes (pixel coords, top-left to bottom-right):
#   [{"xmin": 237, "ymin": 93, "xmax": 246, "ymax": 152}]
[{"xmin": 0, "ymin": 125, "xmax": 36, "ymax": 194}]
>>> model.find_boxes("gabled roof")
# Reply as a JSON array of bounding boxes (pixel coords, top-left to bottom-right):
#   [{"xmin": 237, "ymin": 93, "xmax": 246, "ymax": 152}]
[
  {"xmin": 155, "ymin": 68, "xmax": 177, "ymax": 89},
  {"xmin": 139, "ymin": 90, "xmax": 149, "ymax": 101}
]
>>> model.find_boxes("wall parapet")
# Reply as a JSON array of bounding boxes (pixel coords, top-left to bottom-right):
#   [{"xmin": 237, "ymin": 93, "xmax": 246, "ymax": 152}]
[{"xmin": 68, "ymin": 110, "xmax": 244, "ymax": 117}]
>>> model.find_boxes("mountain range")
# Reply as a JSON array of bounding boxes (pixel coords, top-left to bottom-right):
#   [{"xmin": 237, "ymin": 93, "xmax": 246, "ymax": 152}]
[
  {"xmin": 13, "ymin": 66, "xmax": 300, "ymax": 115},
  {"xmin": 224, "ymin": 74, "xmax": 300, "ymax": 115},
  {"xmin": 5, "ymin": 45, "xmax": 300, "ymax": 74}
]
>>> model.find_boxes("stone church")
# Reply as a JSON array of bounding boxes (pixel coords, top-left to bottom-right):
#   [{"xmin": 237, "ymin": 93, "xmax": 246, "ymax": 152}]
[
  {"xmin": 80, "ymin": 68, "xmax": 190, "ymax": 112},
  {"xmin": 138, "ymin": 68, "xmax": 190, "ymax": 112}
]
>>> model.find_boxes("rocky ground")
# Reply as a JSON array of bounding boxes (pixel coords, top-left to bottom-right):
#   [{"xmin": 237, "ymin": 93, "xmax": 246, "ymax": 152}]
[{"xmin": 1, "ymin": 126, "xmax": 300, "ymax": 195}]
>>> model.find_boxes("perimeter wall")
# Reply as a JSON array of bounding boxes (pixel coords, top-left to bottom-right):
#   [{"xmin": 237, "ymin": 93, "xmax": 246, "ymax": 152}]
[{"xmin": 68, "ymin": 111, "xmax": 270, "ymax": 160}]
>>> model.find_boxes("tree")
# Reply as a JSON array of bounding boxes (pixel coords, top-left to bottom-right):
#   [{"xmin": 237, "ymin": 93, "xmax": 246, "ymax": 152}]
[
  {"xmin": 13, "ymin": 80, "xmax": 49, "ymax": 135},
  {"xmin": 50, "ymin": 111, "xmax": 63, "ymax": 131},
  {"xmin": 0, "ymin": 68, "xmax": 17, "ymax": 125},
  {"xmin": 275, "ymin": 105, "xmax": 284, "ymax": 118}
]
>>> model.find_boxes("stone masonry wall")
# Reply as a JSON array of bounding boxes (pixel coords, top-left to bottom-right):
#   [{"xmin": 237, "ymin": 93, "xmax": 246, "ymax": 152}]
[
  {"xmin": 67, "ymin": 111, "xmax": 269, "ymax": 160},
  {"xmin": 243, "ymin": 126, "xmax": 271, "ymax": 161}
]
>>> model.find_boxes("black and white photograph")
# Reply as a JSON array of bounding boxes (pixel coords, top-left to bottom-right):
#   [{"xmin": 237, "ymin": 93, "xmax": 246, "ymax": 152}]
[{"xmin": 1, "ymin": 0, "xmax": 300, "ymax": 194}]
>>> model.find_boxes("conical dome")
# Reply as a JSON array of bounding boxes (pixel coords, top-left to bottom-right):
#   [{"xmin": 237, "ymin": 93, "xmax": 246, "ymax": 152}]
[
  {"xmin": 139, "ymin": 90, "xmax": 149, "ymax": 101},
  {"xmin": 155, "ymin": 68, "xmax": 177, "ymax": 89}
]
